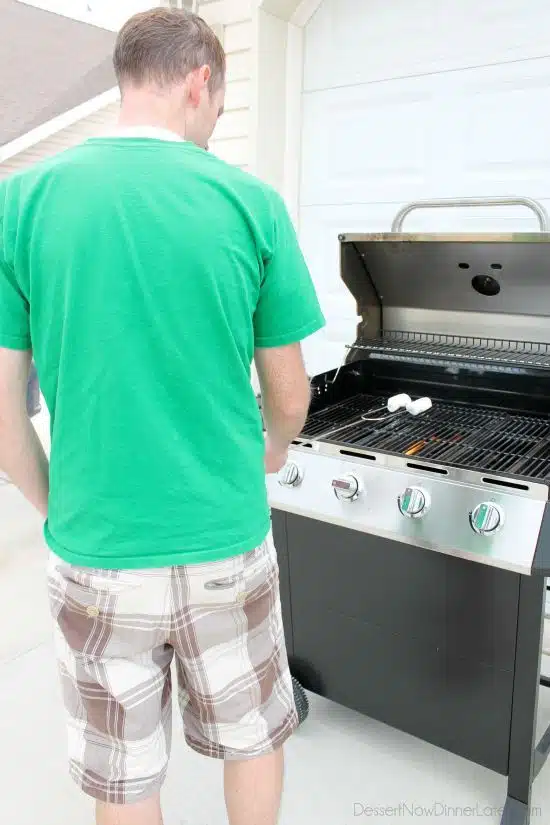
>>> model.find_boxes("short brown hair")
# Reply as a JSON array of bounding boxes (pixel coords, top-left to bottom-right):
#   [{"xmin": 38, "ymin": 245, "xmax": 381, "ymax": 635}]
[{"xmin": 113, "ymin": 7, "xmax": 226, "ymax": 92}]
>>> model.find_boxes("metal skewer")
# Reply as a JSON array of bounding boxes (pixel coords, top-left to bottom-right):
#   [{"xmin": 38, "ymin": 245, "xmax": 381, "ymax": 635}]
[{"xmin": 319, "ymin": 394, "xmax": 412, "ymax": 439}]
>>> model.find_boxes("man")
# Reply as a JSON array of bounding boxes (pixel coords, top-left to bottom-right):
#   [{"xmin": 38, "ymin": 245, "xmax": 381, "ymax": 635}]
[{"xmin": 0, "ymin": 8, "xmax": 324, "ymax": 825}]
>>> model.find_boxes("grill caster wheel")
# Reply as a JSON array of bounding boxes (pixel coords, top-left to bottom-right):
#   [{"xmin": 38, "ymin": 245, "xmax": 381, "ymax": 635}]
[{"xmin": 292, "ymin": 676, "xmax": 309, "ymax": 726}]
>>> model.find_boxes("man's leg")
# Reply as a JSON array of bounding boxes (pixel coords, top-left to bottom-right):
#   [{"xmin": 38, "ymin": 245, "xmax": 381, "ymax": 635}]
[
  {"xmin": 224, "ymin": 749, "xmax": 284, "ymax": 825},
  {"xmin": 174, "ymin": 531, "xmax": 297, "ymax": 825},
  {"xmin": 96, "ymin": 795, "xmax": 163, "ymax": 825},
  {"xmin": 47, "ymin": 555, "xmax": 173, "ymax": 822}
]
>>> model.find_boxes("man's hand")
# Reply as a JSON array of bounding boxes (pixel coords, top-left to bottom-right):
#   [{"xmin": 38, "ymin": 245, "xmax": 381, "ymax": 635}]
[{"xmin": 264, "ymin": 437, "xmax": 288, "ymax": 475}]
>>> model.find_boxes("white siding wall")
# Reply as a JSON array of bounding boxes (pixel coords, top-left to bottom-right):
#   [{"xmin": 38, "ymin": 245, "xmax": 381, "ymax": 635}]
[{"xmin": 201, "ymin": 1, "xmax": 254, "ymax": 171}]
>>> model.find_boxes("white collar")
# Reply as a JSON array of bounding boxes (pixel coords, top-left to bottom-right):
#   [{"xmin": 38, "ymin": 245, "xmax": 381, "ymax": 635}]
[{"xmin": 104, "ymin": 126, "xmax": 184, "ymax": 142}]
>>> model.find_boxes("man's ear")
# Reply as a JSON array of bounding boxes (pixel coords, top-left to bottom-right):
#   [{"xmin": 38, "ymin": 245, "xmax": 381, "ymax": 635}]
[{"xmin": 188, "ymin": 65, "xmax": 211, "ymax": 106}]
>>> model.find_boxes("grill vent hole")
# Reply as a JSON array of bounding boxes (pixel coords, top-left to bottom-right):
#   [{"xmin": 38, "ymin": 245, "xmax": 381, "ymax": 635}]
[
  {"xmin": 491, "ymin": 263, "xmax": 503, "ymax": 270},
  {"xmin": 406, "ymin": 462, "xmax": 448, "ymax": 475},
  {"xmin": 458, "ymin": 262, "xmax": 470, "ymax": 269},
  {"xmin": 482, "ymin": 477, "xmax": 529, "ymax": 491},
  {"xmin": 472, "ymin": 274, "xmax": 501, "ymax": 297}
]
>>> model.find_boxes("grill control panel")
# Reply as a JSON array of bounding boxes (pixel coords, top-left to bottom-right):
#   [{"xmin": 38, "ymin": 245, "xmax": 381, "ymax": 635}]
[{"xmin": 267, "ymin": 449, "xmax": 546, "ymax": 574}]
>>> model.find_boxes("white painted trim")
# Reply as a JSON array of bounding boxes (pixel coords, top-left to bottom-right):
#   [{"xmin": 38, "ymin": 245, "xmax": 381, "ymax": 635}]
[
  {"xmin": 283, "ymin": 21, "xmax": 304, "ymax": 225},
  {"xmin": 0, "ymin": 86, "xmax": 120, "ymax": 163},
  {"xmin": 258, "ymin": 0, "xmax": 322, "ymax": 26},
  {"xmin": 290, "ymin": 0, "xmax": 323, "ymax": 27},
  {"xmin": 253, "ymin": 0, "xmax": 322, "ymax": 221}
]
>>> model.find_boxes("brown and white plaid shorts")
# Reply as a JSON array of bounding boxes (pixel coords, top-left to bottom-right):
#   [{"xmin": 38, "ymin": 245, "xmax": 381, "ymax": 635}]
[{"xmin": 47, "ymin": 530, "xmax": 297, "ymax": 805}]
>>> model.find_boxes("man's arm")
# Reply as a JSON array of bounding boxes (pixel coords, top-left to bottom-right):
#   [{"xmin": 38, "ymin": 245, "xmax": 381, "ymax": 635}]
[
  {"xmin": 0, "ymin": 348, "xmax": 49, "ymax": 517},
  {"xmin": 253, "ymin": 189, "xmax": 325, "ymax": 473},
  {"xmin": 255, "ymin": 343, "xmax": 311, "ymax": 472}
]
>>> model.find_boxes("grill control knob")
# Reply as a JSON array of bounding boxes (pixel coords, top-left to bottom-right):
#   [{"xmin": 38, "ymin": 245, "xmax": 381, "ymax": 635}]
[
  {"xmin": 332, "ymin": 474, "xmax": 361, "ymax": 501},
  {"xmin": 470, "ymin": 502, "xmax": 504, "ymax": 535},
  {"xmin": 278, "ymin": 462, "xmax": 304, "ymax": 488},
  {"xmin": 398, "ymin": 487, "xmax": 430, "ymax": 519}
]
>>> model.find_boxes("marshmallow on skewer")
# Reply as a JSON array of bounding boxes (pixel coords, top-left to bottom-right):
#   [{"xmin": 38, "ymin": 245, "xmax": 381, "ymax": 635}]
[
  {"xmin": 407, "ymin": 397, "xmax": 432, "ymax": 416},
  {"xmin": 387, "ymin": 394, "xmax": 412, "ymax": 413}
]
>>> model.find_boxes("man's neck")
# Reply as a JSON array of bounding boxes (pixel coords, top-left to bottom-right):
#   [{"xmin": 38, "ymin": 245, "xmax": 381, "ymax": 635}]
[
  {"xmin": 117, "ymin": 91, "xmax": 186, "ymax": 139},
  {"xmin": 112, "ymin": 124, "xmax": 184, "ymax": 142}
]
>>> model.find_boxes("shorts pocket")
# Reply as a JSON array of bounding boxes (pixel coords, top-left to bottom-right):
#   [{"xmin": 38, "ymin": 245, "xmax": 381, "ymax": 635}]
[
  {"xmin": 186, "ymin": 533, "xmax": 278, "ymax": 608},
  {"xmin": 47, "ymin": 552, "xmax": 143, "ymax": 596}
]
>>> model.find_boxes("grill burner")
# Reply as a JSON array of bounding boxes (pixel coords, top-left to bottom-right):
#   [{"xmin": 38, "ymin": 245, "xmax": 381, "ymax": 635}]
[{"xmin": 302, "ymin": 395, "xmax": 550, "ymax": 481}]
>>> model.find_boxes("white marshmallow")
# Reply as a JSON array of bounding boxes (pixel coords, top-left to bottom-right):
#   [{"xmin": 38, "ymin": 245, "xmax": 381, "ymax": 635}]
[
  {"xmin": 407, "ymin": 397, "xmax": 433, "ymax": 416},
  {"xmin": 387, "ymin": 394, "xmax": 412, "ymax": 413}
]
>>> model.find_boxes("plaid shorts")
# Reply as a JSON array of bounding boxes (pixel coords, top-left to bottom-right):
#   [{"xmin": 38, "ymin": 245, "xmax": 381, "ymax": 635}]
[{"xmin": 47, "ymin": 530, "xmax": 297, "ymax": 804}]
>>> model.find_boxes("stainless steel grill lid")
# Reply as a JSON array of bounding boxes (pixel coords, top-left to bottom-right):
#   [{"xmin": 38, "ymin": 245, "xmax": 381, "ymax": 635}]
[{"xmin": 338, "ymin": 197, "xmax": 550, "ymax": 346}]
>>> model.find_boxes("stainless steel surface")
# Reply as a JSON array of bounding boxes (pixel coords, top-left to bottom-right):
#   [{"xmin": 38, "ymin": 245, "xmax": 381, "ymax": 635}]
[
  {"xmin": 267, "ymin": 448, "xmax": 546, "ymax": 574},
  {"xmin": 341, "ymin": 236, "xmax": 550, "ymax": 323},
  {"xmin": 390, "ymin": 197, "xmax": 550, "ymax": 233},
  {"xmin": 343, "ymin": 233, "xmax": 550, "ymax": 243},
  {"xmin": 293, "ymin": 438, "xmax": 549, "ymax": 501},
  {"xmin": 382, "ymin": 308, "xmax": 550, "ymax": 346}
]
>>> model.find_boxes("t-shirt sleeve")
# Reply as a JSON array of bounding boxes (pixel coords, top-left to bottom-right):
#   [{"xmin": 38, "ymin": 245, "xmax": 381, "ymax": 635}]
[
  {"xmin": 0, "ymin": 249, "xmax": 31, "ymax": 350},
  {"xmin": 254, "ymin": 191, "xmax": 325, "ymax": 348}
]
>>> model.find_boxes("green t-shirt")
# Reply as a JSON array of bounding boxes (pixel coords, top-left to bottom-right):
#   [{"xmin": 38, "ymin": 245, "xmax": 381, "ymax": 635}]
[{"xmin": 0, "ymin": 136, "xmax": 325, "ymax": 569}]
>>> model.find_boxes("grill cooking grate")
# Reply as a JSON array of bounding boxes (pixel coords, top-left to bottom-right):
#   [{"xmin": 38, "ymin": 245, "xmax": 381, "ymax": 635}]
[
  {"xmin": 349, "ymin": 331, "xmax": 550, "ymax": 369},
  {"xmin": 301, "ymin": 396, "xmax": 550, "ymax": 481},
  {"xmin": 300, "ymin": 394, "xmax": 383, "ymax": 439}
]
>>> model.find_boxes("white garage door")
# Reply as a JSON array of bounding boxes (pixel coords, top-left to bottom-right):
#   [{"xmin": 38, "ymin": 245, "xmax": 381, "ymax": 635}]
[{"xmin": 298, "ymin": 0, "xmax": 550, "ymax": 375}]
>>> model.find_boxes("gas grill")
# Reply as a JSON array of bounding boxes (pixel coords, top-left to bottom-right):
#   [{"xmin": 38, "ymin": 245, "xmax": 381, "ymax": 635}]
[{"xmin": 266, "ymin": 198, "xmax": 550, "ymax": 825}]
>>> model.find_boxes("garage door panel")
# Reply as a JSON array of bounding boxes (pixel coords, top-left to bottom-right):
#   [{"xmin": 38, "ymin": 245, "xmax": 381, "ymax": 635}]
[
  {"xmin": 441, "ymin": 60, "xmax": 550, "ymax": 199},
  {"xmin": 300, "ymin": 79, "xmax": 436, "ymax": 207},
  {"xmin": 301, "ymin": 58, "xmax": 550, "ymax": 210},
  {"xmin": 305, "ymin": 0, "xmax": 550, "ymax": 93},
  {"xmin": 300, "ymin": 202, "xmax": 397, "ymax": 298}
]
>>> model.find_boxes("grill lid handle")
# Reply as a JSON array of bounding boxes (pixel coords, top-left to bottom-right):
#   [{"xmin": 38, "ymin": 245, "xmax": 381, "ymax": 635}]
[{"xmin": 391, "ymin": 197, "xmax": 549, "ymax": 233}]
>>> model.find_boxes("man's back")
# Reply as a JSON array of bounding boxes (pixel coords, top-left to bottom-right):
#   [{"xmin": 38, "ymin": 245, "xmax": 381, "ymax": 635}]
[{"xmin": 0, "ymin": 135, "xmax": 324, "ymax": 568}]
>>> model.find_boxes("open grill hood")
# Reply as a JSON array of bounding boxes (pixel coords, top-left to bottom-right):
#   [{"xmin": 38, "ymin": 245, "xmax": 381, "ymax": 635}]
[{"xmin": 339, "ymin": 232, "xmax": 550, "ymax": 347}]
